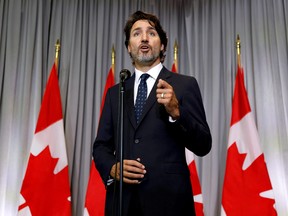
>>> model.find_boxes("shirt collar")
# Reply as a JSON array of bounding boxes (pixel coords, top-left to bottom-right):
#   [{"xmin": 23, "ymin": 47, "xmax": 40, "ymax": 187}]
[{"xmin": 134, "ymin": 63, "xmax": 163, "ymax": 83}]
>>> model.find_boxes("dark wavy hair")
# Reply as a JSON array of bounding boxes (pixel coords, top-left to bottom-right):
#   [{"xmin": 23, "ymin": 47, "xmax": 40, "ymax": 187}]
[{"xmin": 124, "ymin": 11, "xmax": 168, "ymax": 63}]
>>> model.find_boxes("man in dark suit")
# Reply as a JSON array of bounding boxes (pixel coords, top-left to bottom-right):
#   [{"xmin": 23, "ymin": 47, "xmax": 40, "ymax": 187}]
[{"xmin": 93, "ymin": 10, "xmax": 212, "ymax": 216}]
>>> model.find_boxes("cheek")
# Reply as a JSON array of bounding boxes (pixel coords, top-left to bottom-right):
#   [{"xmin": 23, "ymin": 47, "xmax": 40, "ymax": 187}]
[
  {"xmin": 152, "ymin": 42, "xmax": 162, "ymax": 52},
  {"xmin": 128, "ymin": 40, "xmax": 138, "ymax": 51},
  {"xmin": 151, "ymin": 39, "xmax": 162, "ymax": 50}
]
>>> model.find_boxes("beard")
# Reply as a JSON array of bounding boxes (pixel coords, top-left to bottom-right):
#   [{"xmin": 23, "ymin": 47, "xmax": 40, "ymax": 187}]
[{"xmin": 130, "ymin": 47, "xmax": 160, "ymax": 66}]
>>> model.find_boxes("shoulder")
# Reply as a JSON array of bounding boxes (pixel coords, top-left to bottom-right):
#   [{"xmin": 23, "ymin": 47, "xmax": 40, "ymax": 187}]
[
  {"xmin": 108, "ymin": 74, "xmax": 135, "ymax": 93},
  {"xmin": 162, "ymin": 66, "xmax": 198, "ymax": 85}
]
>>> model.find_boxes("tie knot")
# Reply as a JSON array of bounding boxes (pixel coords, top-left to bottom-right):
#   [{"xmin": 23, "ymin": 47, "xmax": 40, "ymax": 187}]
[{"xmin": 140, "ymin": 73, "xmax": 150, "ymax": 82}]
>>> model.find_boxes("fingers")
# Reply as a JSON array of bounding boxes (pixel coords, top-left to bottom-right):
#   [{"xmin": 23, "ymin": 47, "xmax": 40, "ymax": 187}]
[
  {"xmin": 157, "ymin": 91, "xmax": 172, "ymax": 102},
  {"xmin": 123, "ymin": 159, "xmax": 146, "ymax": 184},
  {"xmin": 112, "ymin": 159, "xmax": 147, "ymax": 184},
  {"xmin": 156, "ymin": 79, "xmax": 173, "ymax": 102},
  {"xmin": 156, "ymin": 79, "xmax": 180, "ymax": 119},
  {"xmin": 157, "ymin": 79, "xmax": 169, "ymax": 89}
]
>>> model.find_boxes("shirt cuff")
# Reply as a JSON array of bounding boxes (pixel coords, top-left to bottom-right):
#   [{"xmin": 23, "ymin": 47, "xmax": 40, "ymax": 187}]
[{"xmin": 169, "ymin": 116, "xmax": 177, "ymax": 122}]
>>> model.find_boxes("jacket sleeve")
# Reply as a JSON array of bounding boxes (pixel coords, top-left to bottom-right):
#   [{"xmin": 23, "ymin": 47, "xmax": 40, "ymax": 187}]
[
  {"xmin": 93, "ymin": 88, "xmax": 117, "ymax": 184},
  {"xmin": 172, "ymin": 76, "xmax": 212, "ymax": 156}
]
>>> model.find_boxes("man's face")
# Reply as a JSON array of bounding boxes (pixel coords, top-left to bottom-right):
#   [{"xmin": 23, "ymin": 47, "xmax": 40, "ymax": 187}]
[{"xmin": 128, "ymin": 20, "xmax": 164, "ymax": 67}]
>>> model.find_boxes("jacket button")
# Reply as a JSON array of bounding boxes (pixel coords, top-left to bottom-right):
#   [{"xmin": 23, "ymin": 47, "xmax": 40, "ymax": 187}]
[{"xmin": 134, "ymin": 139, "xmax": 140, "ymax": 144}]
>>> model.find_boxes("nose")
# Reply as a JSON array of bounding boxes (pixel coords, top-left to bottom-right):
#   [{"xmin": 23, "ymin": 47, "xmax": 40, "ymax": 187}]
[{"xmin": 141, "ymin": 33, "xmax": 148, "ymax": 43}]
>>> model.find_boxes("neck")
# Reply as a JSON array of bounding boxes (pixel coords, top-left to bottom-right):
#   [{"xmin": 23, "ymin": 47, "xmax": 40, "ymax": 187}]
[{"xmin": 134, "ymin": 59, "xmax": 161, "ymax": 72}]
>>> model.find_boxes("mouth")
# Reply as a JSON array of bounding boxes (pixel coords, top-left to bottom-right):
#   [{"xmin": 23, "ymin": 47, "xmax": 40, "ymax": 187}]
[{"xmin": 139, "ymin": 44, "xmax": 150, "ymax": 52}]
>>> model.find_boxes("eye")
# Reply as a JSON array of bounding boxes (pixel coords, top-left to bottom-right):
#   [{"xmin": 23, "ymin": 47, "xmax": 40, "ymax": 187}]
[
  {"xmin": 149, "ymin": 32, "xmax": 156, "ymax": 36},
  {"xmin": 148, "ymin": 29, "xmax": 158, "ymax": 37},
  {"xmin": 132, "ymin": 31, "xmax": 140, "ymax": 37}
]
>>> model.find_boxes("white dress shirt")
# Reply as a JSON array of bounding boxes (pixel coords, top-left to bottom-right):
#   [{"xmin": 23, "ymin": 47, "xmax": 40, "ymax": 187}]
[{"xmin": 133, "ymin": 63, "xmax": 163, "ymax": 104}]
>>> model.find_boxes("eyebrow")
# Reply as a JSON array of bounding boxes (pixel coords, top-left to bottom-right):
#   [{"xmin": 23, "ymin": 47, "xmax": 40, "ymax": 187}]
[{"xmin": 132, "ymin": 26, "xmax": 156, "ymax": 33}]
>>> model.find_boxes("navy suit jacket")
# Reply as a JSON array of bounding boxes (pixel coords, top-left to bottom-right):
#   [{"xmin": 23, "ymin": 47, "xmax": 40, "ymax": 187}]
[{"xmin": 93, "ymin": 66, "xmax": 212, "ymax": 216}]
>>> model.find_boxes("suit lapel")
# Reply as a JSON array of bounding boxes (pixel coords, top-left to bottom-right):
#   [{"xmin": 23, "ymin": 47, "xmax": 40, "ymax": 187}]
[{"xmin": 124, "ymin": 74, "xmax": 137, "ymax": 128}]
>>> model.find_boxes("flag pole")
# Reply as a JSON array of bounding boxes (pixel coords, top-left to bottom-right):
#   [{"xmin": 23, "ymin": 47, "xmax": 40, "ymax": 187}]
[
  {"xmin": 55, "ymin": 39, "xmax": 60, "ymax": 70},
  {"xmin": 173, "ymin": 39, "xmax": 178, "ymax": 71},
  {"xmin": 236, "ymin": 34, "xmax": 241, "ymax": 68}
]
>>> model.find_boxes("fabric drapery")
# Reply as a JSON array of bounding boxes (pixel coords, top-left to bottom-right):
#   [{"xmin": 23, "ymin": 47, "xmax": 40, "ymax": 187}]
[{"xmin": 0, "ymin": 0, "xmax": 287, "ymax": 215}]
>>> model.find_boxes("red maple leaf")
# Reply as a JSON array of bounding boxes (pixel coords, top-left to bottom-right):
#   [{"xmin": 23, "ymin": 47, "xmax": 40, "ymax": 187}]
[
  {"xmin": 222, "ymin": 143, "xmax": 277, "ymax": 216},
  {"xmin": 19, "ymin": 146, "xmax": 71, "ymax": 215}
]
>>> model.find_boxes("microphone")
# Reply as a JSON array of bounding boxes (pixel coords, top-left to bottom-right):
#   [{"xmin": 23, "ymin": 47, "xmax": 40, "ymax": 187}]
[{"xmin": 120, "ymin": 69, "xmax": 131, "ymax": 81}]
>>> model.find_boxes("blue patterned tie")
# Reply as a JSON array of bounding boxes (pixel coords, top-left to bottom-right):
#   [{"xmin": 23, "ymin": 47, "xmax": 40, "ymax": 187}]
[{"xmin": 135, "ymin": 74, "xmax": 150, "ymax": 124}]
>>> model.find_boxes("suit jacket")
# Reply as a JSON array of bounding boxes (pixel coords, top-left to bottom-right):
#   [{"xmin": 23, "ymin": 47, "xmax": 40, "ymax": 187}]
[{"xmin": 93, "ymin": 66, "xmax": 212, "ymax": 216}]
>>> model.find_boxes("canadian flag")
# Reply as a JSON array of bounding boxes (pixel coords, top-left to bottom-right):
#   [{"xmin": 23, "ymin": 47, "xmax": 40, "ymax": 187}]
[
  {"xmin": 18, "ymin": 63, "xmax": 71, "ymax": 215},
  {"xmin": 84, "ymin": 66, "xmax": 115, "ymax": 216},
  {"xmin": 185, "ymin": 152, "xmax": 205, "ymax": 216},
  {"xmin": 172, "ymin": 62, "xmax": 205, "ymax": 216},
  {"xmin": 221, "ymin": 66, "xmax": 277, "ymax": 215}
]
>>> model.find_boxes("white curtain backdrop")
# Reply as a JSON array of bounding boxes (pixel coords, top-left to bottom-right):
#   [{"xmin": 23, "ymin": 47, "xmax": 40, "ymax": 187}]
[{"xmin": 0, "ymin": 0, "xmax": 287, "ymax": 215}]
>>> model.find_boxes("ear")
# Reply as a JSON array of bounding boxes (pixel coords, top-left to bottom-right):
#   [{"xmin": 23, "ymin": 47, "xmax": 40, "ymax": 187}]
[
  {"xmin": 161, "ymin": 44, "xmax": 164, "ymax": 51},
  {"xmin": 128, "ymin": 44, "xmax": 131, "ymax": 53}
]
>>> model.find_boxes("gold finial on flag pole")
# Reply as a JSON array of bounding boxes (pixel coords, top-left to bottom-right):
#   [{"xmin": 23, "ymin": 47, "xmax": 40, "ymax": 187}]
[
  {"xmin": 111, "ymin": 45, "xmax": 115, "ymax": 66},
  {"xmin": 236, "ymin": 34, "xmax": 241, "ymax": 67},
  {"xmin": 111, "ymin": 44, "xmax": 115, "ymax": 72},
  {"xmin": 55, "ymin": 39, "xmax": 60, "ymax": 69},
  {"xmin": 173, "ymin": 40, "xmax": 178, "ymax": 62},
  {"xmin": 173, "ymin": 39, "xmax": 178, "ymax": 70}
]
